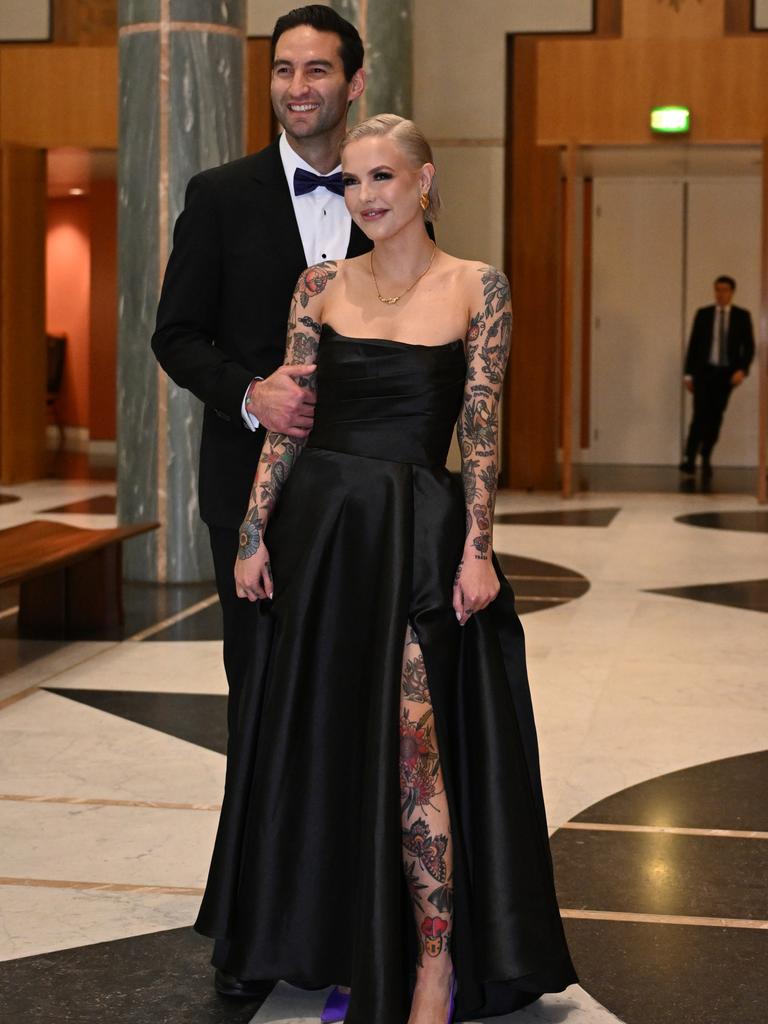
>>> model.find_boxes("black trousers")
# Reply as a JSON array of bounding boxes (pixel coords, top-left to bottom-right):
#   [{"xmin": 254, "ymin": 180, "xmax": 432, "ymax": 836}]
[
  {"xmin": 684, "ymin": 366, "xmax": 733, "ymax": 463},
  {"xmin": 208, "ymin": 523, "xmax": 262, "ymax": 976}
]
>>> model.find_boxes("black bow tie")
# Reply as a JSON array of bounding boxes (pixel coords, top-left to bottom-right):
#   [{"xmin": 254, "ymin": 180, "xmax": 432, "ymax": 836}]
[{"xmin": 293, "ymin": 167, "xmax": 345, "ymax": 198}]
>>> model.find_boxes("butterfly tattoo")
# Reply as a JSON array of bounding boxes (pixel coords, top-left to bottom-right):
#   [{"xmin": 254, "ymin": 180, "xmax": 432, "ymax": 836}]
[{"xmin": 402, "ymin": 818, "xmax": 448, "ymax": 883}]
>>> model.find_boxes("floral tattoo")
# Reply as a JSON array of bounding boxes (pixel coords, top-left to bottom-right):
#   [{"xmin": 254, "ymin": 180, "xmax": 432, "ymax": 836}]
[
  {"xmin": 237, "ymin": 263, "xmax": 335, "ymax": 560},
  {"xmin": 457, "ymin": 266, "xmax": 511, "ymax": 561}
]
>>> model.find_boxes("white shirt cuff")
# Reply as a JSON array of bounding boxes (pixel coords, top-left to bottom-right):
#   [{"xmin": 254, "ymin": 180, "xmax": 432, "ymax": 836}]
[{"xmin": 241, "ymin": 380, "xmax": 262, "ymax": 431}]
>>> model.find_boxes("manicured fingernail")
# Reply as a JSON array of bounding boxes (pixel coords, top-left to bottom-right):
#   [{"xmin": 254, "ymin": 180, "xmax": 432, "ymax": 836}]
[
  {"xmin": 456, "ymin": 612, "xmax": 461, "ymax": 621},
  {"xmin": 269, "ymin": 592, "xmax": 274, "ymax": 599}
]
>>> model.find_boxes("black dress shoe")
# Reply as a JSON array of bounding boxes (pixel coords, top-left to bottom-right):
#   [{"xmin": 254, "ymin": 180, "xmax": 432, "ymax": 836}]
[
  {"xmin": 701, "ymin": 461, "xmax": 713, "ymax": 479},
  {"xmin": 214, "ymin": 968, "xmax": 267, "ymax": 999},
  {"xmin": 678, "ymin": 460, "xmax": 695, "ymax": 475}
]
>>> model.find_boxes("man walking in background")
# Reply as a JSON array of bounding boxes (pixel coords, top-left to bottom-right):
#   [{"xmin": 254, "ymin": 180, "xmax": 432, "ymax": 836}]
[{"xmin": 680, "ymin": 275, "xmax": 755, "ymax": 478}]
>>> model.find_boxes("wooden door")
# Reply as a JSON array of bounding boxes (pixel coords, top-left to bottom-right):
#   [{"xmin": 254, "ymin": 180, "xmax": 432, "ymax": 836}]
[{"xmin": 0, "ymin": 143, "xmax": 47, "ymax": 483}]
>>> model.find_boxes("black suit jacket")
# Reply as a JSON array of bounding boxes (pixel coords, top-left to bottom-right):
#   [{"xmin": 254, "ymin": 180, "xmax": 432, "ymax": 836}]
[
  {"xmin": 151, "ymin": 140, "xmax": 373, "ymax": 527},
  {"xmin": 683, "ymin": 304, "xmax": 755, "ymax": 378}
]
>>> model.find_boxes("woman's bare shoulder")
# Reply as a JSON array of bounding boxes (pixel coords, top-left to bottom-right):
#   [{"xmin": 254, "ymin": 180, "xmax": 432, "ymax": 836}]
[{"xmin": 436, "ymin": 256, "xmax": 510, "ymax": 311}]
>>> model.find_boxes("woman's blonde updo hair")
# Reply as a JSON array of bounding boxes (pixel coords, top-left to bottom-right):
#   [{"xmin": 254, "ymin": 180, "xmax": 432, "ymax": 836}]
[{"xmin": 340, "ymin": 113, "xmax": 442, "ymax": 222}]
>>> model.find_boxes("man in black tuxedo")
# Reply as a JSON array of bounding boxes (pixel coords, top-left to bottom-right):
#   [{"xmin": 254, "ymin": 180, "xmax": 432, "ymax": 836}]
[
  {"xmin": 151, "ymin": 5, "xmax": 369, "ymax": 995},
  {"xmin": 680, "ymin": 275, "xmax": 755, "ymax": 476}
]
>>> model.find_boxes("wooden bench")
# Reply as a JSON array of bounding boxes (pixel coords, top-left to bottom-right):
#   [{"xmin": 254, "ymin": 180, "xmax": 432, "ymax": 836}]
[{"xmin": 0, "ymin": 520, "xmax": 158, "ymax": 637}]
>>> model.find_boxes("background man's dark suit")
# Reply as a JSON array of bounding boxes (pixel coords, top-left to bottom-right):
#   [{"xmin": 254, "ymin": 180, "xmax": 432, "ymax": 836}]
[
  {"xmin": 152, "ymin": 138, "xmax": 372, "ymax": 704},
  {"xmin": 682, "ymin": 304, "xmax": 755, "ymax": 466}
]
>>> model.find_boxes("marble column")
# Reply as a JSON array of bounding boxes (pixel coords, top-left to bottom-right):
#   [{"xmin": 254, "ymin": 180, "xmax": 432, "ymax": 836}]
[
  {"xmin": 330, "ymin": 0, "xmax": 412, "ymax": 120},
  {"xmin": 117, "ymin": 0, "xmax": 245, "ymax": 582}
]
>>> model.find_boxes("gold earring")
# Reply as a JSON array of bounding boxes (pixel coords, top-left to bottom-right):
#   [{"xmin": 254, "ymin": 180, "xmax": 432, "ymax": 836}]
[{"xmin": 420, "ymin": 192, "xmax": 429, "ymax": 211}]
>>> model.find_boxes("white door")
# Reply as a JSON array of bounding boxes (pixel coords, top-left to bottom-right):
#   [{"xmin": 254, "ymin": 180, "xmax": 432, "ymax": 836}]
[
  {"xmin": 684, "ymin": 179, "xmax": 761, "ymax": 466},
  {"xmin": 590, "ymin": 179, "xmax": 685, "ymax": 464}
]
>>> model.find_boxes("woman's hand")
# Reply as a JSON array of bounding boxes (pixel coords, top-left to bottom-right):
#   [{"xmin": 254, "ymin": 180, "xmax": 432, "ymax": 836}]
[
  {"xmin": 234, "ymin": 537, "xmax": 273, "ymax": 602},
  {"xmin": 452, "ymin": 554, "xmax": 500, "ymax": 626}
]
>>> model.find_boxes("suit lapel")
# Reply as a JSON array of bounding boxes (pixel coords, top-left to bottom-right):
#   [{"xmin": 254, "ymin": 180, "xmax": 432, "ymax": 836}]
[
  {"xmin": 250, "ymin": 139, "xmax": 307, "ymax": 272},
  {"xmin": 346, "ymin": 219, "xmax": 373, "ymax": 258}
]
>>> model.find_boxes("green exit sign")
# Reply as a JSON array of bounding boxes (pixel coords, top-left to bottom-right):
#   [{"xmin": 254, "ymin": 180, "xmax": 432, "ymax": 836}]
[{"xmin": 650, "ymin": 106, "xmax": 691, "ymax": 134}]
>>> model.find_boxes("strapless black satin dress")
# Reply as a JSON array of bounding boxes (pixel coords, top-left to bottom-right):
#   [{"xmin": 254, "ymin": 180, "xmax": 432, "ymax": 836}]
[{"xmin": 195, "ymin": 327, "xmax": 577, "ymax": 1022}]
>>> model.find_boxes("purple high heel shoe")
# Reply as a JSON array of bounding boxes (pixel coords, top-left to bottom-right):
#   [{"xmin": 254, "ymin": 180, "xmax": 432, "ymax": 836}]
[{"xmin": 320, "ymin": 986, "xmax": 350, "ymax": 1023}]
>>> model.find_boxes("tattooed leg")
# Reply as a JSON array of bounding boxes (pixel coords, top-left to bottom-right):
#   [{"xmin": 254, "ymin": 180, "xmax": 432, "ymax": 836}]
[{"xmin": 400, "ymin": 624, "xmax": 454, "ymax": 988}]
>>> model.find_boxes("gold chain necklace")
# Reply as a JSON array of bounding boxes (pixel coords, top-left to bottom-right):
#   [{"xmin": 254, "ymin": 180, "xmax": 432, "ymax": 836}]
[{"xmin": 370, "ymin": 242, "xmax": 437, "ymax": 305}]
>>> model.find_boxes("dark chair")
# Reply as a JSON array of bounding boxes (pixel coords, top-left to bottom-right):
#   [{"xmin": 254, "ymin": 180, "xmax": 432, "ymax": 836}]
[{"xmin": 46, "ymin": 334, "xmax": 67, "ymax": 449}]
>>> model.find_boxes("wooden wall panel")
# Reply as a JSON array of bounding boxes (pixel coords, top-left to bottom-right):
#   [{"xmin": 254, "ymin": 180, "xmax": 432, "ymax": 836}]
[
  {"xmin": 0, "ymin": 145, "xmax": 47, "ymax": 483},
  {"xmin": 246, "ymin": 37, "xmax": 275, "ymax": 154},
  {"xmin": 622, "ymin": 0, "xmax": 724, "ymax": 39},
  {"xmin": 0, "ymin": 46, "xmax": 117, "ymax": 148},
  {"xmin": 537, "ymin": 37, "xmax": 768, "ymax": 145},
  {"xmin": 504, "ymin": 36, "xmax": 561, "ymax": 490},
  {"xmin": 52, "ymin": 0, "xmax": 117, "ymax": 46},
  {"xmin": 759, "ymin": 138, "xmax": 768, "ymax": 503}
]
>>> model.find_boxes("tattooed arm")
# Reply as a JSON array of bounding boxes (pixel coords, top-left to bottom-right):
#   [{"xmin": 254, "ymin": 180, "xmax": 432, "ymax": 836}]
[
  {"xmin": 453, "ymin": 265, "xmax": 512, "ymax": 626},
  {"xmin": 235, "ymin": 261, "xmax": 337, "ymax": 602}
]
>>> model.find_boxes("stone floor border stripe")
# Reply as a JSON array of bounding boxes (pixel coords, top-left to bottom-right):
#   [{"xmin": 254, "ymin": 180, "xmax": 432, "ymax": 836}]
[
  {"xmin": 560, "ymin": 908, "xmax": 768, "ymax": 930},
  {"xmin": 127, "ymin": 593, "xmax": 220, "ymax": 641},
  {"xmin": 0, "ymin": 794, "xmax": 221, "ymax": 811},
  {"xmin": 0, "ymin": 686, "xmax": 39, "ymax": 712},
  {"xmin": 562, "ymin": 821, "xmax": 768, "ymax": 840},
  {"xmin": 506, "ymin": 574, "xmax": 583, "ymax": 582},
  {"xmin": 0, "ymin": 877, "xmax": 204, "ymax": 895}
]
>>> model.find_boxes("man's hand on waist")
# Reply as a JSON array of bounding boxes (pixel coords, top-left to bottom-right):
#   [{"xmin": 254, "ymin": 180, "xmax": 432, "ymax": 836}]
[{"xmin": 245, "ymin": 365, "xmax": 317, "ymax": 438}]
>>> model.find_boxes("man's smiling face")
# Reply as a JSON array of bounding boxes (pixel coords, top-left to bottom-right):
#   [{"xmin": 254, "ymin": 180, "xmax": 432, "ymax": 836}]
[{"xmin": 271, "ymin": 26, "xmax": 361, "ymax": 142}]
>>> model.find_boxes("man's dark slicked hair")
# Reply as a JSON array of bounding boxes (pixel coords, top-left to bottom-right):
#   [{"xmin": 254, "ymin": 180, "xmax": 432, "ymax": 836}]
[
  {"xmin": 715, "ymin": 275, "xmax": 736, "ymax": 291},
  {"xmin": 271, "ymin": 5, "xmax": 364, "ymax": 82}
]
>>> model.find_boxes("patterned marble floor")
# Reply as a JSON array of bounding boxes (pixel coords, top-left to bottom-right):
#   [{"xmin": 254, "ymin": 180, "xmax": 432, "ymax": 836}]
[{"xmin": 0, "ymin": 479, "xmax": 766, "ymax": 1024}]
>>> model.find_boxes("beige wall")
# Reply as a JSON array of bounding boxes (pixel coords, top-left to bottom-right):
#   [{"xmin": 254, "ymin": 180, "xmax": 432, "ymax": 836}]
[
  {"xmin": 247, "ymin": 0, "xmax": 329, "ymax": 36},
  {"xmin": 0, "ymin": 1, "xmax": 49, "ymax": 41},
  {"xmin": 413, "ymin": 0, "xmax": 592, "ymax": 267}
]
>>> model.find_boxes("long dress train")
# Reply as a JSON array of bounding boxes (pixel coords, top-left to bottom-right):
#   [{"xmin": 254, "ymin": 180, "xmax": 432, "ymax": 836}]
[{"xmin": 195, "ymin": 327, "xmax": 577, "ymax": 1023}]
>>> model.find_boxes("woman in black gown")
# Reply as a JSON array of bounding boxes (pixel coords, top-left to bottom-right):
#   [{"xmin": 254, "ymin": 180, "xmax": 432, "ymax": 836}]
[{"xmin": 195, "ymin": 114, "xmax": 576, "ymax": 1024}]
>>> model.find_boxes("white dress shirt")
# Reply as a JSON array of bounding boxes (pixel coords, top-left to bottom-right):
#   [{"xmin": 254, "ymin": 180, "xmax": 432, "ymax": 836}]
[
  {"xmin": 709, "ymin": 304, "xmax": 731, "ymax": 366},
  {"xmin": 684, "ymin": 304, "xmax": 732, "ymax": 382},
  {"xmin": 241, "ymin": 132, "xmax": 352, "ymax": 430}
]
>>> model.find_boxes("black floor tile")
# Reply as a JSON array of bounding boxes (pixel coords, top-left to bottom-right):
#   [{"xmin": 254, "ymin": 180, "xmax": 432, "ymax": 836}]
[
  {"xmin": 495, "ymin": 507, "xmax": 620, "ymax": 527},
  {"xmin": 648, "ymin": 578, "xmax": 768, "ymax": 614},
  {"xmin": 551, "ymin": 827, "xmax": 768, "ymax": 920},
  {"xmin": 39, "ymin": 495, "xmax": 117, "ymax": 514},
  {"xmin": 497, "ymin": 553, "xmax": 590, "ymax": 615},
  {"xmin": 145, "ymin": 600, "xmax": 223, "ymax": 642},
  {"xmin": 0, "ymin": 582, "xmax": 219, "ymax": 644},
  {"xmin": 45, "ymin": 689, "xmax": 229, "ymax": 755},
  {"xmin": 512, "ymin": 577, "xmax": 591, "ymax": 599},
  {"xmin": 575, "ymin": 463, "xmax": 756, "ymax": 495},
  {"xmin": 675, "ymin": 510, "xmax": 768, "ymax": 534},
  {"xmin": 496, "ymin": 553, "xmax": 586, "ymax": 580},
  {"xmin": 514, "ymin": 599, "xmax": 568, "ymax": 616},
  {"xmin": 0, "ymin": 926, "xmax": 271, "ymax": 1023},
  {"xmin": 122, "ymin": 582, "xmax": 219, "ymax": 639},
  {"xmin": 0, "ymin": 637, "xmax": 69, "ymax": 679},
  {"xmin": 572, "ymin": 750, "xmax": 768, "ymax": 831},
  {"xmin": 563, "ymin": 917, "xmax": 767, "ymax": 1024}
]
